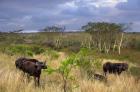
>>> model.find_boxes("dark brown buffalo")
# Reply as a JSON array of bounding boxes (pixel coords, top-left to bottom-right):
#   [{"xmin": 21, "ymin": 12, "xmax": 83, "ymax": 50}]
[
  {"xmin": 103, "ymin": 62, "xmax": 128, "ymax": 76},
  {"xmin": 15, "ymin": 57, "xmax": 47, "ymax": 86}
]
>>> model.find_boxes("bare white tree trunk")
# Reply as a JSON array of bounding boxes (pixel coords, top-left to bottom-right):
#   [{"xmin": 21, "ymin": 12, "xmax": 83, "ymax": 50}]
[
  {"xmin": 118, "ymin": 32, "xmax": 124, "ymax": 55},
  {"xmin": 88, "ymin": 36, "xmax": 92, "ymax": 49},
  {"xmin": 113, "ymin": 40, "xmax": 117, "ymax": 52},
  {"xmin": 106, "ymin": 44, "xmax": 111, "ymax": 53}
]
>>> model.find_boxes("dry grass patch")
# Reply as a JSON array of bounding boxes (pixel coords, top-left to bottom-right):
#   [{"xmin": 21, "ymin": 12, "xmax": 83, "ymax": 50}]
[
  {"xmin": 79, "ymin": 74, "xmax": 140, "ymax": 92},
  {"xmin": 0, "ymin": 52, "xmax": 140, "ymax": 92}
]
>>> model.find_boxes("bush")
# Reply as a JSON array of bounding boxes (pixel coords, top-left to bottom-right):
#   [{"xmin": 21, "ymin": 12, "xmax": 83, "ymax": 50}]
[
  {"xmin": 127, "ymin": 38, "xmax": 140, "ymax": 51},
  {"xmin": 44, "ymin": 48, "xmax": 59, "ymax": 60},
  {"xmin": 75, "ymin": 48, "xmax": 100, "ymax": 79},
  {"xmin": 44, "ymin": 40, "xmax": 55, "ymax": 48},
  {"xmin": 31, "ymin": 45, "xmax": 45, "ymax": 54},
  {"xmin": 130, "ymin": 66, "xmax": 140, "ymax": 76},
  {"xmin": 4, "ymin": 44, "xmax": 45, "ymax": 56},
  {"xmin": 46, "ymin": 55, "xmax": 78, "ymax": 92},
  {"xmin": 68, "ymin": 46, "xmax": 81, "ymax": 53}
]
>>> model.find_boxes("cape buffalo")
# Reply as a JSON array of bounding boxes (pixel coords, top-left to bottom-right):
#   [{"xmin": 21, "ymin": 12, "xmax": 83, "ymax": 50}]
[
  {"xmin": 103, "ymin": 62, "xmax": 128, "ymax": 76},
  {"xmin": 94, "ymin": 73, "xmax": 107, "ymax": 82},
  {"xmin": 15, "ymin": 57, "xmax": 47, "ymax": 86}
]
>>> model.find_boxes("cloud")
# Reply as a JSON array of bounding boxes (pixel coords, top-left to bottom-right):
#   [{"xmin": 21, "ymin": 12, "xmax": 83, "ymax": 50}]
[
  {"xmin": 116, "ymin": 0, "xmax": 140, "ymax": 10},
  {"xmin": 0, "ymin": 15, "xmax": 33, "ymax": 31},
  {"xmin": 0, "ymin": 0, "xmax": 139, "ymax": 32},
  {"xmin": 59, "ymin": 0, "xmax": 127, "ymax": 9},
  {"xmin": 91, "ymin": 0, "xmax": 127, "ymax": 8},
  {"xmin": 59, "ymin": 18, "xmax": 78, "ymax": 25}
]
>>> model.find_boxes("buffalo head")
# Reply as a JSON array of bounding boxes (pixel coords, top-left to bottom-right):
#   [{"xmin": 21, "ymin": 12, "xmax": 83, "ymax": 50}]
[{"xmin": 36, "ymin": 61, "xmax": 47, "ymax": 69}]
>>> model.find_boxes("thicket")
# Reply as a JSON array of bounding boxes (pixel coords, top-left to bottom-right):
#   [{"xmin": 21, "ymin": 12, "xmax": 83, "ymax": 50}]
[{"xmin": 0, "ymin": 44, "xmax": 45, "ymax": 56}]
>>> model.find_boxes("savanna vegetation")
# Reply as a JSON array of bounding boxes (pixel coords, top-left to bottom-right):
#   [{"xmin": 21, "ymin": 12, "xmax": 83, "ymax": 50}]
[{"xmin": 0, "ymin": 22, "xmax": 140, "ymax": 92}]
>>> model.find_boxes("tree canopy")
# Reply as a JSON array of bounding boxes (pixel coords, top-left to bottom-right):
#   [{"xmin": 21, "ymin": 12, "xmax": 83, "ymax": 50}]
[
  {"xmin": 82, "ymin": 22, "xmax": 127, "ymax": 33},
  {"xmin": 42, "ymin": 25, "xmax": 65, "ymax": 32}
]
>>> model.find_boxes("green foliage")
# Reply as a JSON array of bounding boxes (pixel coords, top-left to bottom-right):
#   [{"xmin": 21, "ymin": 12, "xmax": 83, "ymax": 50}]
[
  {"xmin": 31, "ymin": 45, "xmax": 45, "ymax": 54},
  {"xmin": 45, "ymin": 66, "xmax": 57, "ymax": 75},
  {"xmin": 68, "ymin": 46, "xmax": 81, "ymax": 53},
  {"xmin": 44, "ymin": 48, "xmax": 59, "ymax": 60},
  {"xmin": 73, "ymin": 48, "xmax": 102, "ymax": 79},
  {"xmin": 3, "ymin": 44, "xmax": 45, "ymax": 56},
  {"xmin": 127, "ymin": 38, "xmax": 140, "ymax": 51},
  {"xmin": 82, "ymin": 22, "xmax": 125, "ymax": 33},
  {"xmin": 92, "ymin": 58, "xmax": 102, "ymax": 69},
  {"xmin": 47, "ymin": 54, "xmax": 77, "ymax": 78},
  {"xmin": 130, "ymin": 66, "xmax": 140, "ymax": 77},
  {"xmin": 75, "ymin": 48, "xmax": 92, "ymax": 67},
  {"xmin": 46, "ymin": 55, "xmax": 77, "ymax": 92},
  {"xmin": 42, "ymin": 25, "xmax": 65, "ymax": 32},
  {"xmin": 58, "ymin": 57, "xmax": 75, "ymax": 79}
]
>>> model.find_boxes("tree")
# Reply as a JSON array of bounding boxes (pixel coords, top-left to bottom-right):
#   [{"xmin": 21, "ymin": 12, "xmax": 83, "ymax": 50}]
[
  {"xmin": 41, "ymin": 25, "xmax": 65, "ymax": 32},
  {"xmin": 46, "ymin": 55, "xmax": 77, "ymax": 92},
  {"xmin": 82, "ymin": 22, "xmax": 130, "ymax": 54}
]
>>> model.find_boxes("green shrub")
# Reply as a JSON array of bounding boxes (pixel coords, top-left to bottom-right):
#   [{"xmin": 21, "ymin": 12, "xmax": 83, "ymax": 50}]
[
  {"xmin": 4, "ymin": 44, "xmax": 45, "ymax": 56},
  {"xmin": 74, "ymin": 48, "xmax": 100, "ymax": 79},
  {"xmin": 127, "ymin": 38, "xmax": 140, "ymax": 51},
  {"xmin": 44, "ymin": 48, "xmax": 59, "ymax": 60},
  {"xmin": 92, "ymin": 58, "xmax": 102, "ymax": 69},
  {"xmin": 46, "ymin": 55, "xmax": 78, "ymax": 92},
  {"xmin": 130, "ymin": 66, "xmax": 140, "ymax": 76},
  {"xmin": 68, "ymin": 46, "xmax": 81, "ymax": 53},
  {"xmin": 31, "ymin": 45, "xmax": 45, "ymax": 54},
  {"xmin": 135, "ymin": 41, "xmax": 140, "ymax": 51}
]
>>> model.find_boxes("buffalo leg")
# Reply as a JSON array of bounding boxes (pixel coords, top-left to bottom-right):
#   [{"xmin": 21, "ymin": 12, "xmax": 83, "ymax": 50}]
[
  {"xmin": 117, "ymin": 70, "xmax": 122, "ymax": 75},
  {"xmin": 37, "ymin": 76, "xmax": 40, "ymax": 86},
  {"xmin": 34, "ymin": 76, "xmax": 40, "ymax": 87},
  {"xmin": 104, "ymin": 71, "xmax": 107, "ymax": 76},
  {"xmin": 27, "ymin": 74, "xmax": 30, "ymax": 82},
  {"xmin": 34, "ymin": 77, "xmax": 37, "ymax": 86}
]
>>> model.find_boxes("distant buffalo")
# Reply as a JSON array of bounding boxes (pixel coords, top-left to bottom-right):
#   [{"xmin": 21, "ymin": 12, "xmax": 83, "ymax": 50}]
[
  {"xmin": 15, "ymin": 57, "xmax": 47, "ymax": 86},
  {"xmin": 103, "ymin": 62, "xmax": 128, "ymax": 76},
  {"xmin": 93, "ymin": 73, "xmax": 107, "ymax": 82}
]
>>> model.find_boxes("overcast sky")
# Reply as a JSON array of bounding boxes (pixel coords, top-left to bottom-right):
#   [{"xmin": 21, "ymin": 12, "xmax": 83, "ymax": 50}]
[{"xmin": 0, "ymin": 0, "xmax": 140, "ymax": 32}]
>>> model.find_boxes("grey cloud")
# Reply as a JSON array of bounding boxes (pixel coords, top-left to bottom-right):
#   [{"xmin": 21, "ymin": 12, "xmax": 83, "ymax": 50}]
[
  {"xmin": 0, "ymin": 0, "xmax": 140, "ymax": 32},
  {"xmin": 116, "ymin": 0, "xmax": 140, "ymax": 10}
]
